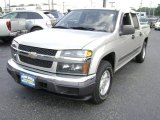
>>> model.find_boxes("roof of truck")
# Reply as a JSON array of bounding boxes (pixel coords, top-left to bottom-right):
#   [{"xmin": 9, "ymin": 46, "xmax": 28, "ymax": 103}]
[{"xmin": 72, "ymin": 8, "xmax": 136, "ymax": 13}]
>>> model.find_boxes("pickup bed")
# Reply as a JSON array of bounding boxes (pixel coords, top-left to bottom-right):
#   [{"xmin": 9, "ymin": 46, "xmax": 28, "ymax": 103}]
[
  {"xmin": 7, "ymin": 8, "xmax": 150, "ymax": 104},
  {"xmin": 0, "ymin": 19, "xmax": 27, "ymax": 41}
]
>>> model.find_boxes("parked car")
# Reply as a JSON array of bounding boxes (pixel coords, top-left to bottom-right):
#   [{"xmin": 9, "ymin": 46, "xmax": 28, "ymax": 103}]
[
  {"xmin": 139, "ymin": 17, "xmax": 149, "ymax": 25},
  {"xmin": 2, "ymin": 11, "xmax": 53, "ymax": 32},
  {"xmin": 42, "ymin": 11, "xmax": 57, "ymax": 25},
  {"xmin": 155, "ymin": 19, "xmax": 160, "ymax": 30},
  {"xmin": 148, "ymin": 17, "xmax": 158, "ymax": 28},
  {"xmin": 49, "ymin": 10, "xmax": 64, "ymax": 22},
  {"xmin": 0, "ymin": 19, "xmax": 27, "ymax": 42},
  {"xmin": 7, "ymin": 9, "xmax": 150, "ymax": 104}
]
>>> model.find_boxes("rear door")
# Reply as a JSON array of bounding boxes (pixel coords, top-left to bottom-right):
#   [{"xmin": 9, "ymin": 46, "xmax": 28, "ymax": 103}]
[
  {"xmin": 16, "ymin": 12, "xmax": 33, "ymax": 30},
  {"xmin": 27, "ymin": 12, "xmax": 44, "ymax": 29},
  {"xmin": 130, "ymin": 13, "xmax": 143, "ymax": 51}
]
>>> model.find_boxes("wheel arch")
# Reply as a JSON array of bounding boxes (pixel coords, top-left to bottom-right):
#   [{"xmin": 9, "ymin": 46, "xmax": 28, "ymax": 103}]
[
  {"xmin": 30, "ymin": 26, "xmax": 43, "ymax": 32},
  {"xmin": 89, "ymin": 51, "xmax": 116, "ymax": 75},
  {"xmin": 101, "ymin": 52, "xmax": 116, "ymax": 71}
]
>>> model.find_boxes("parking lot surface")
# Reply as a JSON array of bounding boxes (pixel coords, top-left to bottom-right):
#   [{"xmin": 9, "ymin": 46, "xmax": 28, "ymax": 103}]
[{"xmin": 0, "ymin": 30, "xmax": 160, "ymax": 120}]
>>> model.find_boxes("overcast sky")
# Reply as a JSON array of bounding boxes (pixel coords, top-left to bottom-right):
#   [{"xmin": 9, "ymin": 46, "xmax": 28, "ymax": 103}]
[{"xmin": 0, "ymin": 0, "xmax": 159, "ymax": 9}]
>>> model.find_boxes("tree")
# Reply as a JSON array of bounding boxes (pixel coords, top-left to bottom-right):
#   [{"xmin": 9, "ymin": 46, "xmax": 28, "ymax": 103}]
[
  {"xmin": 0, "ymin": 6, "xmax": 2, "ymax": 12},
  {"xmin": 155, "ymin": 5, "xmax": 160, "ymax": 16},
  {"xmin": 137, "ymin": 5, "xmax": 160, "ymax": 17}
]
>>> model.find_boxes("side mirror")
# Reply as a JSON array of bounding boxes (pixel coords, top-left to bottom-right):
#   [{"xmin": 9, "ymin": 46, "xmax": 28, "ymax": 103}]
[{"xmin": 120, "ymin": 25, "xmax": 135, "ymax": 36}]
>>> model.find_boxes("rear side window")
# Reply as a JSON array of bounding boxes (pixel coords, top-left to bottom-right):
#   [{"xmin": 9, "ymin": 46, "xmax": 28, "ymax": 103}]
[
  {"xmin": 17, "ymin": 12, "xmax": 28, "ymax": 19},
  {"xmin": 27, "ymin": 12, "xmax": 43, "ymax": 19},
  {"xmin": 131, "ymin": 13, "xmax": 139, "ymax": 29}
]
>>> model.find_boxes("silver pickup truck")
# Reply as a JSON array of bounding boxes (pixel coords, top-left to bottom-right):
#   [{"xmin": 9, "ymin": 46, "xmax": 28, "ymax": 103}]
[
  {"xmin": 0, "ymin": 19, "xmax": 27, "ymax": 42},
  {"xmin": 7, "ymin": 9, "xmax": 150, "ymax": 104}
]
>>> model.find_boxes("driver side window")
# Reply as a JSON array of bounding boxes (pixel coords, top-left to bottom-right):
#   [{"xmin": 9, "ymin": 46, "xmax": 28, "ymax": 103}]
[{"xmin": 122, "ymin": 13, "xmax": 131, "ymax": 25}]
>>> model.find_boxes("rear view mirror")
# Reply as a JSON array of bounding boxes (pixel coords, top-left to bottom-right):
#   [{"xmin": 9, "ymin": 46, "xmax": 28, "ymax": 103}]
[{"xmin": 120, "ymin": 25, "xmax": 135, "ymax": 35}]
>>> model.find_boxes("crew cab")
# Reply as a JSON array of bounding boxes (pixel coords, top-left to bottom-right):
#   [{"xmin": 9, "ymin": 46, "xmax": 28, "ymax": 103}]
[
  {"xmin": 0, "ymin": 19, "xmax": 27, "ymax": 42},
  {"xmin": 7, "ymin": 9, "xmax": 150, "ymax": 104}
]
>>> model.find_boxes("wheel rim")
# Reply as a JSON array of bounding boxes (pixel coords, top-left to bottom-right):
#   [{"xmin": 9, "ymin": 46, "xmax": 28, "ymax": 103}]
[
  {"xmin": 99, "ymin": 70, "xmax": 111, "ymax": 96},
  {"xmin": 142, "ymin": 44, "xmax": 146, "ymax": 59}
]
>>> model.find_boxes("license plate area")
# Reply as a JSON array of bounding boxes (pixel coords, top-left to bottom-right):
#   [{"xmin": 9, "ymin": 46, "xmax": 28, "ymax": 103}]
[{"xmin": 20, "ymin": 73, "xmax": 36, "ymax": 88}]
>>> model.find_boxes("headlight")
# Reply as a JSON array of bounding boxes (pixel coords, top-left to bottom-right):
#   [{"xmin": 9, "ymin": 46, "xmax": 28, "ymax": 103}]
[
  {"xmin": 60, "ymin": 50, "xmax": 92, "ymax": 58},
  {"xmin": 11, "ymin": 40, "xmax": 19, "ymax": 61},
  {"xmin": 57, "ymin": 62, "xmax": 90, "ymax": 75}
]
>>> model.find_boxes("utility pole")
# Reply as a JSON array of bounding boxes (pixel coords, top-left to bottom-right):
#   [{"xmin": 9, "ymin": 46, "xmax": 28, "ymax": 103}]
[
  {"xmin": 4, "ymin": 0, "xmax": 6, "ymax": 13},
  {"xmin": 103, "ymin": 0, "xmax": 106, "ymax": 8},
  {"xmin": 48, "ymin": 0, "xmax": 50, "ymax": 10},
  {"xmin": 149, "ymin": 1, "xmax": 152, "ymax": 17},
  {"xmin": 91, "ymin": 0, "xmax": 93, "ymax": 7},
  {"xmin": 63, "ymin": 2, "xmax": 64, "ymax": 13},
  {"xmin": 153, "ymin": 7, "xmax": 155, "ymax": 17},
  {"xmin": 51, "ymin": 0, "xmax": 54, "ymax": 10},
  {"xmin": 9, "ymin": 0, "xmax": 10, "ymax": 12},
  {"xmin": 140, "ymin": 0, "xmax": 143, "ymax": 17}
]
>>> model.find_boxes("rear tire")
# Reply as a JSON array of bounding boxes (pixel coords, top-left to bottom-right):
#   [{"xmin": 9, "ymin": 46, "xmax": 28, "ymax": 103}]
[
  {"xmin": 135, "ymin": 42, "xmax": 147, "ymax": 63},
  {"xmin": 92, "ymin": 60, "xmax": 113, "ymax": 104}
]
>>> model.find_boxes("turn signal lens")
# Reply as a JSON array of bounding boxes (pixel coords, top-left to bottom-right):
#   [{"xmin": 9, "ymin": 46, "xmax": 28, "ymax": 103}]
[
  {"xmin": 82, "ymin": 63, "xmax": 90, "ymax": 74},
  {"xmin": 85, "ymin": 51, "xmax": 92, "ymax": 57}
]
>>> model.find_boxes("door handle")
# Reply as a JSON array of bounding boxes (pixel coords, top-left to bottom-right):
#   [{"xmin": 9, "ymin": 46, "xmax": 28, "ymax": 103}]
[{"xmin": 132, "ymin": 35, "xmax": 135, "ymax": 39}]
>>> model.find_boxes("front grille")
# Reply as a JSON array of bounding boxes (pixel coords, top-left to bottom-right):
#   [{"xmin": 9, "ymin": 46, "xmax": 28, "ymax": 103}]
[
  {"xmin": 19, "ymin": 44, "xmax": 57, "ymax": 56},
  {"xmin": 19, "ymin": 55, "xmax": 52, "ymax": 68}
]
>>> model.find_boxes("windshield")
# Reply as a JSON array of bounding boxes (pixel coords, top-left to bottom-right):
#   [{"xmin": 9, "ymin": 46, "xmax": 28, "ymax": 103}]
[{"xmin": 55, "ymin": 9, "xmax": 118, "ymax": 32}]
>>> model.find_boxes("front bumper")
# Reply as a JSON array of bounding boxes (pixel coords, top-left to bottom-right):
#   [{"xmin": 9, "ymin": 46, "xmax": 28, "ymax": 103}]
[
  {"xmin": 10, "ymin": 30, "xmax": 28, "ymax": 37},
  {"xmin": 7, "ymin": 59, "xmax": 96, "ymax": 99}
]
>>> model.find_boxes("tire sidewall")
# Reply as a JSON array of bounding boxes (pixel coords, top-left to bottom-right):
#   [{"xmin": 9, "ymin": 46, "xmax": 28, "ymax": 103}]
[
  {"xmin": 93, "ymin": 61, "xmax": 113, "ymax": 103},
  {"xmin": 136, "ymin": 41, "xmax": 147, "ymax": 63}
]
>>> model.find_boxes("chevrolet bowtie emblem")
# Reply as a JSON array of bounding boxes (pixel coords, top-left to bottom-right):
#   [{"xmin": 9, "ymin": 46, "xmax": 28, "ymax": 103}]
[{"xmin": 28, "ymin": 52, "xmax": 38, "ymax": 59}]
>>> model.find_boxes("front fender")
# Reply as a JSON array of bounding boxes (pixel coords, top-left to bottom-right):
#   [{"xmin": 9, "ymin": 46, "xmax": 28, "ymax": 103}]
[{"xmin": 88, "ymin": 44, "xmax": 115, "ymax": 75}]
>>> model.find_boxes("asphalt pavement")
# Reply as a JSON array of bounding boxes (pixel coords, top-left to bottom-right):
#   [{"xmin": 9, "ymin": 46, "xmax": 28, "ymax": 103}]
[{"xmin": 0, "ymin": 30, "xmax": 160, "ymax": 120}]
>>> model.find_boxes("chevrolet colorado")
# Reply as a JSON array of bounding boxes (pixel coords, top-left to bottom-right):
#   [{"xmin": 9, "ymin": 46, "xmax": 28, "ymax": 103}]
[{"xmin": 7, "ymin": 9, "xmax": 150, "ymax": 104}]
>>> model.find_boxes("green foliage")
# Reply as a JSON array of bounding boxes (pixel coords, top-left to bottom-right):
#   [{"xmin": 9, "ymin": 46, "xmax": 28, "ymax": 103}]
[
  {"xmin": 137, "ymin": 6, "xmax": 160, "ymax": 17},
  {"xmin": 155, "ymin": 6, "xmax": 160, "ymax": 16}
]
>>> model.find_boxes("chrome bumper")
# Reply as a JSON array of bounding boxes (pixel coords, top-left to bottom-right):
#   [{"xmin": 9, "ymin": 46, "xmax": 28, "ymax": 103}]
[{"xmin": 7, "ymin": 59, "xmax": 96, "ymax": 98}]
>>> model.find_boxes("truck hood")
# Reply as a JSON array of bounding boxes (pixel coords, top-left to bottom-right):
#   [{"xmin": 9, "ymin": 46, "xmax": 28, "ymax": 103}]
[{"xmin": 15, "ymin": 28, "xmax": 111, "ymax": 50}]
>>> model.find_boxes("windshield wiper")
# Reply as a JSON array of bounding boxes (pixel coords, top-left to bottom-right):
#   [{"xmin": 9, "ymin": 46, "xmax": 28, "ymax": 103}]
[
  {"xmin": 53, "ymin": 26, "xmax": 69, "ymax": 29},
  {"xmin": 70, "ymin": 27, "xmax": 95, "ymax": 31}
]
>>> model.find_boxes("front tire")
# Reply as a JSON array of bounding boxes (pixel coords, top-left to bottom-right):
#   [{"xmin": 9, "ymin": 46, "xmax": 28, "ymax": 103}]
[
  {"xmin": 135, "ymin": 42, "xmax": 147, "ymax": 63},
  {"xmin": 92, "ymin": 60, "xmax": 113, "ymax": 104}
]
